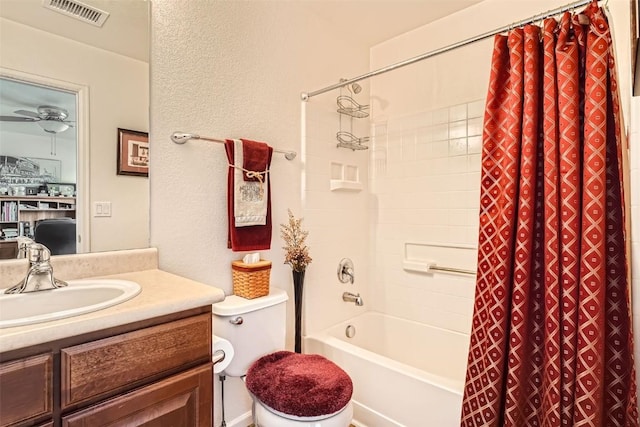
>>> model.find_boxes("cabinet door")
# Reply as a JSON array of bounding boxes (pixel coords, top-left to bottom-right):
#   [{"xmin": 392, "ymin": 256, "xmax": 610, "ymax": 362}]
[
  {"xmin": 0, "ymin": 353, "xmax": 53, "ymax": 427},
  {"xmin": 61, "ymin": 363, "xmax": 213, "ymax": 427}
]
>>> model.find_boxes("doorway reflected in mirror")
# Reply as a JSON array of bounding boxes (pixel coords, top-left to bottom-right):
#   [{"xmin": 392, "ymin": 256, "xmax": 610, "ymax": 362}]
[{"xmin": 0, "ymin": 0, "xmax": 150, "ymax": 257}]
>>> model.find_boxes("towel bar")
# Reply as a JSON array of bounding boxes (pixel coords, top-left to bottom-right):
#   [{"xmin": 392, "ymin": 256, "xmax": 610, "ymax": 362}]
[{"xmin": 171, "ymin": 132, "xmax": 297, "ymax": 160}]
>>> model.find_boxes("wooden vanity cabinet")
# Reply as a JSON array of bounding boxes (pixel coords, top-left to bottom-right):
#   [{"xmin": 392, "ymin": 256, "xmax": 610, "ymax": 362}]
[
  {"xmin": 0, "ymin": 307, "xmax": 213, "ymax": 427},
  {"xmin": 0, "ymin": 353, "xmax": 53, "ymax": 426},
  {"xmin": 61, "ymin": 364, "xmax": 212, "ymax": 426}
]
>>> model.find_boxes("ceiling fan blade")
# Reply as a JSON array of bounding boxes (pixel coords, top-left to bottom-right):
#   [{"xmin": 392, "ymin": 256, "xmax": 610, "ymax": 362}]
[
  {"xmin": 13, "ymin": 109, "xmax": 41, "ymax": 119},
  {"xmin": 0, "ymin": 115, "xmax": 38, "ymax": 122}
]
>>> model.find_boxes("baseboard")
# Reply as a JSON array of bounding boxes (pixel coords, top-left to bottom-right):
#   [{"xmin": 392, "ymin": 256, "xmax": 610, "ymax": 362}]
[{"xmin": 221, "ymin": 410, "xmax": 252, "ymax": 427}]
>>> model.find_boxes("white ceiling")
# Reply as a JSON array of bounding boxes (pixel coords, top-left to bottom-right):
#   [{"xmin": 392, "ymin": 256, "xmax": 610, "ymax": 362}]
[
  {"xmin": 0, "ymin": 0, "xmax": 481, "ymax": 139},
  {"xmin": 0, "ymin": 0, "xmax": 150, "ymax": 63},
  {"xmin": 305, "ymin": 0, "xmax": 483, "ymax": 47},
  {"xmin": 0, "ymin": 0, "xmax": 483, "ymax": 63}
]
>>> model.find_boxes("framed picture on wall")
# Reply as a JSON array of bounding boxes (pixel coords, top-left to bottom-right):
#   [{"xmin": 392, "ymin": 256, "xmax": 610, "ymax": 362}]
[{"xmin": 117, "ymin": 128, "xmax": 149, "ymax": 177}]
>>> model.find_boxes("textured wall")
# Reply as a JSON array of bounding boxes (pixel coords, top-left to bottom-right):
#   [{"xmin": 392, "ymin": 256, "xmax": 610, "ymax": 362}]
[{"xmin": 149, "ymin": 1, "xmax": 369, "ymax": 424}]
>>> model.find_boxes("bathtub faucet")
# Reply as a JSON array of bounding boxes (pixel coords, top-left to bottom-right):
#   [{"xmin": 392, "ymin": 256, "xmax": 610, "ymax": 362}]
[{"xmin": 342, "ymin": 292, "xmax": 363, "ymax": 306}]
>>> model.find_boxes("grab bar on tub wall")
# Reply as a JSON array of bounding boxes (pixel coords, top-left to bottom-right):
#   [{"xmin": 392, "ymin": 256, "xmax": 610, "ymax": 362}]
[
  {"xmin": 402, "ymin": 260, "xmax": 475, "ymax": 276},
  {"xmin": 428, "ymin": 264, "xmax": 475, "ymax": 275}
]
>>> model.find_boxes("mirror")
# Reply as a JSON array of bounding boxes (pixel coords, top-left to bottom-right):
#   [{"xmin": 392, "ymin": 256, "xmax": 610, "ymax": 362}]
[{"xmin": 0, "ymin": 0, "xmax": 150, "ymax": 259}]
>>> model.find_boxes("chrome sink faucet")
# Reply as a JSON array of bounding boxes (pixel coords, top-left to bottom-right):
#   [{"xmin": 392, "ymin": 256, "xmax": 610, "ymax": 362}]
[
  {"xmin": 343, "ymin": 292, "xmax": 363, "ymax": 306},
  {"xmin": 4, "ymin": 243, "xmax": 68, "ymax": 294}
]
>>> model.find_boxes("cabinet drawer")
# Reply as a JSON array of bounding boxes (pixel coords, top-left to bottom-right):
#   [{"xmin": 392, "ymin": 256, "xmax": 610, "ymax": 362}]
[
  {"xmin": 61, "ymin": 313, "xmax": 211, "ymax": 408},
  {"xmin": 0, "ymin": 353, "xmax": 53, "ymax": 427},
  {"xmin": 62, "ymin": 363, "xmax": 213, "ymax": 427}
]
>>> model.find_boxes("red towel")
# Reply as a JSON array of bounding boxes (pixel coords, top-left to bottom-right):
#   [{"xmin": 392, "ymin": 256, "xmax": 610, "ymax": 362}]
[
  {"xmin": 242, "ymin": 139, "xmax": 270, "ymax": 182},
  {"xmin": 225, "ymin": 139, "xmax": 273, "ymax": 251}
]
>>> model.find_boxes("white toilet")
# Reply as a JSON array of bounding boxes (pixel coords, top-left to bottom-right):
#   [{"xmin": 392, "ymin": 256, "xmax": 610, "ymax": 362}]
[{"xmin": 212, "ymin": 288, "xmax": 354, "ymax": 427}]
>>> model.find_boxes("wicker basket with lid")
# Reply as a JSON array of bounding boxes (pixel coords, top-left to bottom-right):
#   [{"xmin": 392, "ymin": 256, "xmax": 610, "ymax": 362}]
[{"xmin": 232, "ymin": 260, "xmax": 271, "ymax": 299}]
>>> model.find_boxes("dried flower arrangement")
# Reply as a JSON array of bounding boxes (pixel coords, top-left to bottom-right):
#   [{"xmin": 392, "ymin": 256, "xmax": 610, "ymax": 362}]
[{"xmin": 280, "ymin": 209, "xmax": 312, "ymax": 273}]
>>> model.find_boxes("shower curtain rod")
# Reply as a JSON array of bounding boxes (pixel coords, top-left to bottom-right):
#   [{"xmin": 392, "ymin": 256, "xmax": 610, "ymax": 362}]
[{"xmin": 301, "ymin": 0, "xmax": 596, "ymax": 101}]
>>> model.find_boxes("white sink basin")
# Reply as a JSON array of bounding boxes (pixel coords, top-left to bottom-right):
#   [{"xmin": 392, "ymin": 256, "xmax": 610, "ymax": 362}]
[{"xmin": 0, "ymin": 279, "xmax": 141, "ymax": 329}]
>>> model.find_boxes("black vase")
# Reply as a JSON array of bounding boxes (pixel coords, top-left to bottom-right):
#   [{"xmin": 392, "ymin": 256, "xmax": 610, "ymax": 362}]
[{"xmin": 292, "ymin": 270, "xmax": 305, "ymax": 353}]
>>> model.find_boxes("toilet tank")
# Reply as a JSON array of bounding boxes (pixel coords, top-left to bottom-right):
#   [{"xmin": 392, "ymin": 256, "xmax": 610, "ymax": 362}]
[{"xmin": 212, "ymin": 288, "xmax": 288, "ymax": 377}]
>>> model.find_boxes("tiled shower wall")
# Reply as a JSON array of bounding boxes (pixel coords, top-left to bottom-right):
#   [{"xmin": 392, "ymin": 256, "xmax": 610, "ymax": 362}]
[
  {"xmin": 302, "ymin": 93, "xmax": 371, "ymax": 335},
  {"xmin": 369, "ymin": 100, "xmax": 483, "ymax": 334}
]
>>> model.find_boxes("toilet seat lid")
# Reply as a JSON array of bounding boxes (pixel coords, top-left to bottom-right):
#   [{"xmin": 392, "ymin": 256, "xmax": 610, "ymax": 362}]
[{"xmin": 246, "ymin": 351, "xmax": 353, "ymax": 418}]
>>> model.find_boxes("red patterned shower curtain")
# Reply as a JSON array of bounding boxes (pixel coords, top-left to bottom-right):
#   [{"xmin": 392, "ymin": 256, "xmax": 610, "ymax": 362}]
[{"xmin": 460, "ymin": 2, "xmax": 638, "ymax": 426}]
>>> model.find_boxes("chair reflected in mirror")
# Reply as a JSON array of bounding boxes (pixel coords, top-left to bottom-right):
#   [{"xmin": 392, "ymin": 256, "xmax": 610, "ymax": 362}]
[{"xmin": 34, "ymin": 218, "xmax": 77, "ymax": 255}]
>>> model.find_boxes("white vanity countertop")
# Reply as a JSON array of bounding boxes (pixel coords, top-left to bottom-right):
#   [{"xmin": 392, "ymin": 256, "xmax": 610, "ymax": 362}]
[{"xmin": 0, "ymin": 269, "xmax": 225, "ymax": 353}]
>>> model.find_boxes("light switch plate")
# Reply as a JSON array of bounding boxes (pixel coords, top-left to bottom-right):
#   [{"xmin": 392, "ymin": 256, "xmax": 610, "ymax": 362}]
[{"xmin": 94, "ymin": 201, "xmax": 111, "ymax": 217}]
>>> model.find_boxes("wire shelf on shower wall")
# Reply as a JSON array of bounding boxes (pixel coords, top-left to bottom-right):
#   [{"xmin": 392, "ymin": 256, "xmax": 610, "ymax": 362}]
[
  {"xmin": 336, "ymin": 79, "xmax": 370, "ymax": 151},
  {"xmin": 336, "ymin": 131, "xmax": 369, "ymax": 150},
  {"xmin": 336, "ymin": 95, "xmax": 370, "ymax": 118}
]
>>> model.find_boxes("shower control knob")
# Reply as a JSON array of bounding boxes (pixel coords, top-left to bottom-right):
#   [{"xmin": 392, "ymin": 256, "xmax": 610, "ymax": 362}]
[{"xmin": 337, "ymin": 258, "xmax": 355, "ymax": 284}]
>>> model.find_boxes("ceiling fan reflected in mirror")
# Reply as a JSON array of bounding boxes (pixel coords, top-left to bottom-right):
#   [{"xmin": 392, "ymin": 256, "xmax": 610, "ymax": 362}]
[
  {"xmin": 0, "ymin": 105, "xmax": 75, "ymax": 134},
  {"xmin": 0, "ymin": 105, "xmax": 75, "ymax": 155}
]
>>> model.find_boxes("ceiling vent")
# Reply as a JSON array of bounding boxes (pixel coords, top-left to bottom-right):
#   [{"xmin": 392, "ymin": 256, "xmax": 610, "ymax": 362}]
[{"xmin": 42, "ymin": 0, "xmax": 110, "ymax": 28}]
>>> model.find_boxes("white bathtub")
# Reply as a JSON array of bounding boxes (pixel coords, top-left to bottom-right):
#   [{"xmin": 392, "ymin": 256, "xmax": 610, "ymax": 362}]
[{"xmin": 304, "ymin": 312, "xmax": 470, "ymax": 427}]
